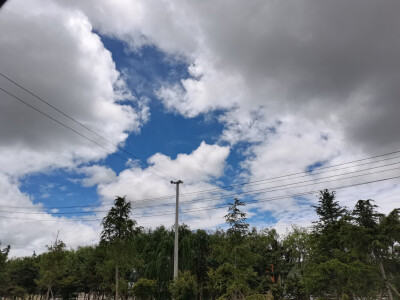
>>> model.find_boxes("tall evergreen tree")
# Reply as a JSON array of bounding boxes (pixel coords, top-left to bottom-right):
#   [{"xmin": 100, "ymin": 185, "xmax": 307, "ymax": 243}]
[
  {"xmin": 101, "ymin": 196, "xmax": 137, "ymax": 300},
  {"xmin": 352, "ymin": 200, "xmax": 400, "ymax": 300},
  {"xmin": 313, "ymin": 189, "xmax": 347, "ymax": 229},
  {"xmin": 225, "ymin": 198, "xmax": 249, "ymax": 236}
]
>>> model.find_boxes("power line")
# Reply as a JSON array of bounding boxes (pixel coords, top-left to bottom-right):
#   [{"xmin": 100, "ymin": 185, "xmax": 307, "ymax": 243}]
[
  {"xmin": 2, "ymin": 148, "xmax": 399, "ymax": 212},
  {"xmin": 0, "ymin": 86, "xmax": 171, "ymax": 181},
  {"xmin": 1, "ymin": 176, "xmax": 399, "ymax": 223},
  {"xmin": 1, "ymin": 73, "xmax": 177, "ymax": 181},
  {"xmin": 175, "ymin": 154, "xmax": 400, "ymax": 196},
  {"xmin": 129, "ymin": 161, "xmax": 400, "ymax": 208},
  {"xmin": 144, "ymin": 174, "xmax": 400, "ymax": 217},
  {"xmin": 2, "ymin": 173, "xmax": 399, "ymax": 218},
  {"xmin": 1, "ymin": 159, "xmax": 400, "ymax": 212},
  {"xmin": 126, "ymin": 163, "xmax": 400, "ymax": 209},
  {"xmin": 93, "ymin": 151, "xmax": 400, "ymax": 203}
]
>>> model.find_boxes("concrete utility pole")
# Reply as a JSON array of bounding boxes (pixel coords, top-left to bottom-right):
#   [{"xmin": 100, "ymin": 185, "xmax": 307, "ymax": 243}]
[{"xmin": 171, "ymin": 180, "xmax": 183, "ymax": 280}]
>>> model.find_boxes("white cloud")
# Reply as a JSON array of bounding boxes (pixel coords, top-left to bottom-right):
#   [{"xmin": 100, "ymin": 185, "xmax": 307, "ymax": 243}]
[
  {"xmin": 0, "ymin": 0, "xmax": 149, "ymax": 256},
  {"xmin": 2, "ymin": 0, "xmax": 400, "ymax": 255},
  {"xmin": 0, "ymin": 0, "xmax": 148, "ymax": 177},
  {"xmin": 55, "ymin": 0, "xmax": 400, "ymax": 155},
  {"xmin": 92, "ymin": 142, "xmax": 230, "ymax": 228},
  {"xmin": 0, "ymin": 174, "xmax": 99, "ymax": 257},
  {"xmin": 79, "ymin": 165, "xmax": 117, "ymax": 187}
]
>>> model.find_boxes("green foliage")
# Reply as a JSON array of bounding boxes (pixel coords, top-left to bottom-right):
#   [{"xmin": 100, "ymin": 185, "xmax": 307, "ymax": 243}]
[
  {"xmin": 7, "ymin": 255, "xmax": 39, "ymax": 298},
  {"xmin": 35, "ymin": 239, "xmax": 74, "ymax": 298},
  {"xmin": 131, "ymin": 278, "xmax": 156, "ymax": 300},
  {"xmin": 100, "ymin": 196, "xmax": 139, "ymax": 300},
  {"xmin": 225, "ymin": 198, "xmax": 249, "ymax": 236},
  {"xmin": 101, "ymin": 196, "xmax": 137, "ymax": 244},
  {"xmin": 0, "ymin": 242, "xmax": 10, "ymax": 295},
  {"xmin": 169, "ymin": 271, "xmax": 198, "ymax": 300},
  {"xmin": 1, "ymin": 190, "xmax": 399, "ymax": 300},
  {"xmin": 244, "ymin": 294, "xmax": 269, "ymax": 300}
]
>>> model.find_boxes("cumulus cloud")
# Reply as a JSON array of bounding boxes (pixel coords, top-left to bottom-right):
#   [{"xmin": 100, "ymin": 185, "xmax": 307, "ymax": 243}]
[
  {"xmin": 79, "ymin": 165, "xmax": 117, "ymax": 187},
  {"xmin": 0, "ymin": 0, "xmax": 148, "ymax": 256},
  {"xmin": 92, "ymin": 142, "xmax": 230, "ymax": 228},
  {"xmin": 57, "ymin": 0, "xmax": 400, "ymax": 231},
  {"xmin": 0, "ymin": 0, "xmax": 148, "ymax": 176},
  {"xmin": 57, "ymin": 0, "xmax": 400, "ymax": 153},
  {"xmin": 2, "ymin": 0, "xmax": 400, "ymax": 254},
  {"xmin": 0, "ymin": 174, "xmax": 99, "ymax": 257}
]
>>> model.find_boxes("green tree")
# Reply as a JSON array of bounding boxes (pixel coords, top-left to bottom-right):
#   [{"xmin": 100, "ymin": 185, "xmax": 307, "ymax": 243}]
[
  {"xmin": 169, "ymin": 271, "xmax": 198, "ymax": 300},
  {"xmin": 281, "ymin": 227, "xmax": 310, "ymax": 299},
  {"xmin": 304, "ymin": 191, "xmax": 378, "ymax": 298},
  {"xmin": 207, "ymin": 200, "xmax": 255, "ymax": 299},
  {"xmin": 131, "ymin": 278, "xmax": 156, "ymax": 300},
  {"xmin": 7, "ymin": 254, "xmax": 39, "ymax": 299},
  {"xmin": 35, "ymin": 239, "xmax": 72, "ymax": 300},
  {"xmin": 0, "ymin": 242, "xmax": 10, "ymax": 296},
  {"xmin": 352, "ymin": 200, "xmax": 400, "ymax": 299},
  {"xmin": 101, "ymin": 196, "xmax": 137, "ymax": 300},
  {"xmin": 225, "ymin": 198, "xmax": 249, "ymax": 236}
]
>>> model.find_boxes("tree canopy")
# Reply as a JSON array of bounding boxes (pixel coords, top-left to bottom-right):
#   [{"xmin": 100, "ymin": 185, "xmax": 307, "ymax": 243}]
[{"xmin": 1, "ymin": 191, "xmax": 399, "ymax": 300}]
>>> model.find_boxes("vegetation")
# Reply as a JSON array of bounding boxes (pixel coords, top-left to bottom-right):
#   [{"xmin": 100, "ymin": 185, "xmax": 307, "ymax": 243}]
[{"xmin": 0, "ymin": 191, "xmax": 399, "ymax": 299}]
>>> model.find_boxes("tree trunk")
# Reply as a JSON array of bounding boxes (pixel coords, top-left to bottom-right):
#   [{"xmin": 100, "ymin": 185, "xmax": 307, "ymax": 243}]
[
  {"xmin": 387, "ymin": 281, "xmax": 400, "ymax": 297},
  {"xmin": 45, "ymin": 287, "xmax": 50, "ymax": 300},
  {"xmin": 378, "ymin": 259, "xmax": 393, "ymax": 300},
  {"xmin": 115, "ymin": 264, "xmax": 119, "ymax": 300},
  {"xmin": 50, "ymin": 287, "xmax": 54, "ymax": 300}
]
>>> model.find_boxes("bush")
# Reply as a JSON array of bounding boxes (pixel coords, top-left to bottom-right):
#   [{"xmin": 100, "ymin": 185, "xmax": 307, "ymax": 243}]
[
  {"xmin": 131, "ymin": 278, "xmax": 156, "ymax": 300},
  {"xmin": 169, "ymin": 271, "xmax": 198, "ymax": 300}
]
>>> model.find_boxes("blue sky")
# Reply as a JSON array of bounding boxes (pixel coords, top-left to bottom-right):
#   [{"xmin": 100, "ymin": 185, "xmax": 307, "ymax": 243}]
[{"xmin": 1, "ymin": 0, "xmax": 400, "ymax": 256}]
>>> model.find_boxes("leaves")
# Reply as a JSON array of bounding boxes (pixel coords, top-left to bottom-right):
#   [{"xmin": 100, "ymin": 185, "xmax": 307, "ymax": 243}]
[{"xmin": 1, "ymin": 190, "xmax": 399, "ymax": 299}]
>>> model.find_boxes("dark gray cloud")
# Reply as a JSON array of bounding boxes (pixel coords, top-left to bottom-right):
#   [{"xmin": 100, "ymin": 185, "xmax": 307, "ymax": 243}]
[{"xmin": 113, "ymin": 0, "xmax": 399, "ymax": 152}]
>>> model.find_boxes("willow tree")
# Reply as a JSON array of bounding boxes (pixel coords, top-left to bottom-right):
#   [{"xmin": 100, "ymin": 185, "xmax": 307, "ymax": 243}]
[{"xmin": 101, "ymin": 196, "xmax": 137, "ymax": 300}]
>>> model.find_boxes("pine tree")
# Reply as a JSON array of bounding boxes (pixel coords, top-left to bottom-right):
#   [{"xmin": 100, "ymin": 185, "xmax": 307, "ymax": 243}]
[
  {"xmin": 101, "ymin": 196, "xmax": 137, "ymax": 300},
  {"xmin": 313, "ymin": 189, "xmax": 347, "ymax": 229},
  {"xmin": 224, "ymin": 198, "xmax": 249, "ymax": 236},
  {"xmin": 101, "ymin": 196, "xmax": 136, "ymax": 243}
]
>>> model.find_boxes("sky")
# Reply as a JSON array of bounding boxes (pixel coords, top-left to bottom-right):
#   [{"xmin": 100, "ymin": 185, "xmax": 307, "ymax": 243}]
[{"xmin": 0, "ymin": 0, "xmax": 400, "ymax": 257}]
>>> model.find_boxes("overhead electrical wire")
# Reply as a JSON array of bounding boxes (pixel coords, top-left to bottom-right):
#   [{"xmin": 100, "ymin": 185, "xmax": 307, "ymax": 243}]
[
  {"xmin": 1, "ymin": 175, "xmax": 399, "ymax": 223},
  {"xmin": 1, "ymin": 73, "xmax": 400, "ymax": 224},
  {"xmin": 1, "ymin": 172, "xmax": 399, "ymax": 219},
  {"xmin": 174, "ymin": 153, "xmax": 400, "ymax": 196},
  {"xmin": 125, "ymin": 160, "xmax": 400, "ymax": 208},
  {"xmin": 77, "ymin": 151, "xmax": 400, "ymax": 204},
  {"xmin": 0, "ymin": 76, "xmax": 175, "ymax": 181},
  {"xmin": 1, "ymin": 157, "xmax": 400, "ymax": 211}
]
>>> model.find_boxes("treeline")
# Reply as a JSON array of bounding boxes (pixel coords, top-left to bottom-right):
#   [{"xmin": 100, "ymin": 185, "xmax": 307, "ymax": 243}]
[{"xmin": 0, "ymin": 190, "xmax": 399, "ymax": 300}]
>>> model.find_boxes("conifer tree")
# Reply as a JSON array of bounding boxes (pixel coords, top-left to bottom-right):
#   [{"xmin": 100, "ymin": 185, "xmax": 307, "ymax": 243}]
[
  {"xmin": 101, "ymin": 196, "xmax": 137, "ymax": 300},
  {"xmin": 224, "ymin": 198, "xmax": 249, "ymax": 236}
]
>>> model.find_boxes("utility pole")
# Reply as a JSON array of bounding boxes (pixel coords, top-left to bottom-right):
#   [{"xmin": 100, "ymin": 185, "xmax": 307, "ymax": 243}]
[{"xmin": 171, "ymin": 180, "xmax": 183, "ymax": 280}]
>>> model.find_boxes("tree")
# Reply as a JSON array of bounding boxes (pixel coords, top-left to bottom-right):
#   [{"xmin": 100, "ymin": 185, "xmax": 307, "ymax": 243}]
[
  {"xmin": 131, "ymin": 278, "xmax": 156, "ymax": 300},
  {"xmin": 7, "ymin": 255, "xmax": 39, "ymax": 299},
  {"xmin": 101, "ymin": 196, "xmax": 137, "ymax": 300},
  {"xmin": 0, "ymin": 242, "xmax": 10, "ymax": 296},
  {"xmin": 169, "ymin": 271, "xmax": 198, "ymax": 300},
  {"xmin": 206, "ymin": 200, "xmax": 255, "ymax": 299},
  {"xmin": 35, "ymin": 239, "xmax": 71, "ymax": 300},
  {"xmin": 352, "ymin": 200, "xmax": 400, "ymax": 300},
  {"xmin": 304, "ymin": 191, "xmax": 380, "ymax": 298},
  {"xmin": 313, "ymin": 189, "xmax": 347, "ymax": 229},
  {"xmin": 225, "ymin": 198, "xmax": 249, "ymax": 236}
]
